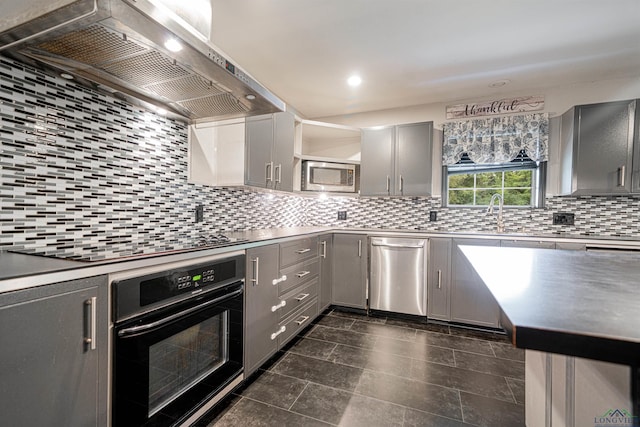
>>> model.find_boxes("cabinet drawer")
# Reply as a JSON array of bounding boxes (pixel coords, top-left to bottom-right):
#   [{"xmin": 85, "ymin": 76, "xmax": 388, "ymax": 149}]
[
  {"xmin": 277, "ymin": 298, "xmax": 318, "ymax": 348},
  {"xmin": 280, "ymin": 237, "xmax": 318, "ymax": 268},
  {"xmin": 277, "ymin": 278, "xmax": 318, "ymax": 321},
  {"xmin": 279, "ymin": 258, "xmax": 319, "ymax": 294}
]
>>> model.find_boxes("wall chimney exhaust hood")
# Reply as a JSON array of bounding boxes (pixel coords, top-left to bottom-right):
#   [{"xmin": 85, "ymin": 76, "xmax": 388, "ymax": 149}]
[{"xmin": 0, "ymin": 0, "xmax": 286, "ymax": 121}]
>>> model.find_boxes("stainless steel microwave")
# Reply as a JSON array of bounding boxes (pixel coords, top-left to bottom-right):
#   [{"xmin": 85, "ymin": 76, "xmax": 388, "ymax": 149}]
[{"xmin": 302, "ymin": 161, "xmax": 357, "ymax": 192}]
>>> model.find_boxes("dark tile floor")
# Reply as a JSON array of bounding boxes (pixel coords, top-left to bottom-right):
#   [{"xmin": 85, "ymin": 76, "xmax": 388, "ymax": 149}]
[{"xmin": 203, "ymin": 309, "xmax": 525, "ymax": 427}]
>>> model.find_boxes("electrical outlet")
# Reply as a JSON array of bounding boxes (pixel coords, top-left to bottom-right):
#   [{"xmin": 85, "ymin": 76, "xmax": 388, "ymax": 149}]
[
  {"xmin": 552, "ymin": 212, "xmax": 574, "ymax": 225},
  {"xmin": 195, "ymin": 205, "xmax": 204, "ymax": 222},
  {"xmin": 429, "ymin": 211, "xmax": 437, "ymax": 221},
  {"xmin": 337, "ymin": 211, "xmax": 347, "ymax": 221}
]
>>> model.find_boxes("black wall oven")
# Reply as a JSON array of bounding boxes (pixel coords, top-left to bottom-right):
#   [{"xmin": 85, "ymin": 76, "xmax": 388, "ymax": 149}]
[{"xmin": 111, "ymin": 252, "xmax": 245, "ymax": 427}]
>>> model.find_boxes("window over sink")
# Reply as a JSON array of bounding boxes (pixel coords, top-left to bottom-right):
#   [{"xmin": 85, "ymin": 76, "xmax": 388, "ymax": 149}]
[
  {"xmin": 442, "ymin": 113, "xmax": 549, "ymax": 208},
  {"xmin": 444, "ymin": 150, "xmax": 546, "ymax": 207}
]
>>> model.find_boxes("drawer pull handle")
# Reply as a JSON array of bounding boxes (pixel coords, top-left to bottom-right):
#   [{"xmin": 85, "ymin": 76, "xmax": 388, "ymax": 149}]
[
  {"xmin": 251, "ymin": 257, "xmax": 259, "ymax": 285},
  {"xmin": 295, "ymin": 248, "xmax": 311, "ymax": 254},
  {"xmin": 272, "ymin": 275, "xmax": 287, "ymax": 286},
  {"xmin": 296, "ymin": 271, "xmax": 311, "ymax": 278},
  {"xmin": 294, "ymin": 315, "xmax": 310, "ymax": 326},
  {"xmin": 271, "ymin": 300, "xmax": 287, "ymax": 312},
  {"xmin": 295, "ymin": 293, "xmax": 310, "ymax": 302},
  {"xmin": 270, "ymin": 326, "xmax": 286, "ymax": 340}
]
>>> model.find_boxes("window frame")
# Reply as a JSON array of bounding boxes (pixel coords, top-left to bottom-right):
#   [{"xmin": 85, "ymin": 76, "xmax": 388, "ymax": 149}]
[{"xmin": 442, "ymin": 158, "xmax": 546, "ymax": 208}]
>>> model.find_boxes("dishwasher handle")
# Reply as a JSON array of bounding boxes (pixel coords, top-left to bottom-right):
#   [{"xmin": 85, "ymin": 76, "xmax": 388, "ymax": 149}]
[{"xmin": 371, "ymin": 242, "xmax": 425, "ymax": 249}]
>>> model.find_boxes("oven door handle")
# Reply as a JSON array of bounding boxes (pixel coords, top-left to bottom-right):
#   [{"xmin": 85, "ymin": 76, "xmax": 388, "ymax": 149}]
[{"xmin": 117, "ymin": 288, "xmax": 243, "ymax": 338}]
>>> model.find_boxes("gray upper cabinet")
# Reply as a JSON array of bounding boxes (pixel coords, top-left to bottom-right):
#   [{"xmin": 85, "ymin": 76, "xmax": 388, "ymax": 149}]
[
  {"xmin": 361, "ymin": 122, "xmax": 433, "ymax": 196},
  {"xmin": 244, "ymin": 244, "xmax": 280, "ymax": 377},
  {"xmin": 360, "ymin": 127, "xmax": 395, "ymax": 196},
  {"xmin": 427, "ymin": 238, "xmax": 452, "ymax": 321},
  {"xmin": 0, "ymin": 276, "xmax": 108, "ymax": 427},
  {"xmin": 245, "ymin": 112, "xmax": 295, "ymax": 191},
  {"xmin": 318, "ymin": 234, "xmax": 333, "ymax": 312},
  {"xmin": 396, "ymin": 122, "xmax": 434, "ymax": 196},
  {"xmin": 560, "ymin": 99, "xmax": 637, "ymax": 195},
  {"xmin": 450, "ymin": 238, "xmax": 501, "ymax": 328},
  {"xmin": 332, "ymin": 234, "xmax": 367, "ymax": 309}
]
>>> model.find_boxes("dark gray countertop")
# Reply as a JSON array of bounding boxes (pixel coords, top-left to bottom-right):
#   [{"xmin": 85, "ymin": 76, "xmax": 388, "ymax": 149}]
[
  {"xmin": 0, "ymin": 252, "xmax": 86, "ymax": 281},
  {"xmin": 460, "ymin": 245, "xmax": 640, "ymax": 366},
  {"xmin": 3, "ymin": 226, "xmax": 640, "ymax": 298}
]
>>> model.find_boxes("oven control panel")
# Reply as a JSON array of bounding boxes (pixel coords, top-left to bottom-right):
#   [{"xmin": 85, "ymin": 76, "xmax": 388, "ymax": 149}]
[
  {"xmin": 174, "ymin": 267, "xmax": 220, "ymax": 290},
  {"xmin": 113, "ymin": 254, "xmax": 245, "ymax": 322}
]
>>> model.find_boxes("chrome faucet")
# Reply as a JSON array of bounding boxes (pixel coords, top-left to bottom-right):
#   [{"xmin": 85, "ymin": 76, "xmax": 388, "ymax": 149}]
[{"xmin": 487, "ymin": 193, "xmax": 505, "ymax": 233}]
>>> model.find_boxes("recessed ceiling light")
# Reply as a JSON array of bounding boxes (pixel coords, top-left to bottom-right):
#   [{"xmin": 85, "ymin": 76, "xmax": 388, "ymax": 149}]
[
  {"xmin": 347, "ymin": 75, "xmax": 362, "ymax": 87},
  {"xmin": 164, "ymin": 38, "xmax": 183, "ymax": 52},
  {"xmin": 60, "ymin": 73, "xmax": 74, "ymax": 80},
  {"xmin": 489, "ymin": 79, "xmax": 511, "ymax": 88},
  {"xmin": 245, "ymin": 94, "xmax": 256, "ymax": 100}
]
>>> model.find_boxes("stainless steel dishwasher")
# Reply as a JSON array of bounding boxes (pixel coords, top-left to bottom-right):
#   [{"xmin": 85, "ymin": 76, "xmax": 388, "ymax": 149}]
[{"xmin": 369, "ymin": 237, "xmax": 428, "ymax": 316}]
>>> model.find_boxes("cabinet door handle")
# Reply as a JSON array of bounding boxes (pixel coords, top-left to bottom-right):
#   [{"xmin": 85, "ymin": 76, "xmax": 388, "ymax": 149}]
[
  {"xmin": 358, "ymin": 239, "xmax": 362, "ymax": 257},
  {"xmin": 295, "ymin": 248, "xmax": 311, "ymax": 254},
  {"xmin": 275, "ymin": 164, "xmax": 282, "ymax": 184},
  {"xmin": 386, "ymin": 175, "xmax": 390, "ymax": 193},
  {"xmin": 618, "ymin": 165, "xmax": 626, "ymax": 187},
  {"xmin": 251, "ymin": 257, "xmax": 259, "ymax": 285},
  {"xmin": 84, "ymin": 297, "xmax": 97, "ymax": 350},
  {"xmin": 294, "ymin": 315, "xmax": 310, "ymax": 326},
  {"xmin": 296, "ymin": 270, "xmax": 311, "ymax": 278},
  {"xmin": 265, "ymin": 162, "xmax": 274, "ymax": 182},
  {"xmin": 271, "ymin": 300, "xmax": 286, "ymax": 312},
  {"xmin": 270, "ymin": 325, "xmax": 286, "ymax": 340},
  {"xmin": 321, "ymin": 241, "xmax": 327, "ymax": 258},
  {"xmin": 295, "ymin": 293, "xmax": 310, "ymax": 302},
  {"xmin": 437, "ymin": 270, "xmax": 442, "ymax": 289},
  {"xmin": 399, "ymin": 175, "xmax": 404, "ymax": 193}
]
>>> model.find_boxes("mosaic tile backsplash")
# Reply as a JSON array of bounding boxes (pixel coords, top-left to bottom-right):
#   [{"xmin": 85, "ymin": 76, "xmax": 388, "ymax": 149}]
[{"xmin": 1, "ymin": 57, "xmax": 639, "ymax": 260}]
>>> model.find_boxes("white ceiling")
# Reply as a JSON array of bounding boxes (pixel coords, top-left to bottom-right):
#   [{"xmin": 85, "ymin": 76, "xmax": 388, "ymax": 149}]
[{"xmin": 211, "ymin": 0, "xmax": 640, "ymax": 119}]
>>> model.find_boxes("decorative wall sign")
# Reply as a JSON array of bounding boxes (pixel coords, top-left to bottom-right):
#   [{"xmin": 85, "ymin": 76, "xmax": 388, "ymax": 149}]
[{"xmin": 446, "ymin": 95, "xmax": 545, "ymax": 119}]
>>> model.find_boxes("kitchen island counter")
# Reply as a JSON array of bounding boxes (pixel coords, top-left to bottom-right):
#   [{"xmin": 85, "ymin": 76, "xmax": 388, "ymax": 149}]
[
  {"xmin": 460, "ymin": 245, "xmax": 640, "ymax": 422},
  {"xmin": 460, "ymin": 245, "xmax": 640, "ymax": 365}
]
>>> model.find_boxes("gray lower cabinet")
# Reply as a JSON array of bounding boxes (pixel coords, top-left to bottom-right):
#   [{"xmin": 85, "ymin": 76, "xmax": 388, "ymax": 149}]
[
  {"xmin": 560, "ymin": 99, "xmax": 637, "ymax": 195},
  {"xmin": 245, "ymin": 112, "xmax": 295, "ymax": 191},
  {"xmin": 450, "ymin": 238, "xmax": 501, "ymax": 328},
  {"xmin": 0, "ymin": 276, "xmax": 108, "ymax": 427},
  {"xmin": 244, "ymin": 244, "xmax": 280, "ymax": 376},
  {"xmin": 332, "ymin": 234, "xmax": 367, "ymax": 309},
  {"xmin": 318, "ymin": 234, "xmax": 333, "ymax": 311},
  {"xmin": 427, "ymin": 238, "xmax": 452, "ymax": 321}
]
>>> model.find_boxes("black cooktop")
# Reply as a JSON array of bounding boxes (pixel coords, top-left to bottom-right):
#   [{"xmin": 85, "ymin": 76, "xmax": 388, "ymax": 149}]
[{"xmin": 9, "ymin": 233, "xmax": 250, "ymax": 262}]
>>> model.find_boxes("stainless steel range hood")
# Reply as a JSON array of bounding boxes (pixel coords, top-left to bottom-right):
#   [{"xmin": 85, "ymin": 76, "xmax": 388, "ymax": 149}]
[{"xmin": 0, "ymin": 0, "xmax": 285, "ymax": 121}]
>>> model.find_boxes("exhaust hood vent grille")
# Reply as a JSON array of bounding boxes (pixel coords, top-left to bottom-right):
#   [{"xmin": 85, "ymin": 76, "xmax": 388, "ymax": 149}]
[
  {"xmin": 177, "ymin": 93, "xmax": 248, "ymax": 118},
  {"xmin": 103, "ymin": 50, "xmax": 190, "ymax": 86},
  {"xmin": 37, "ymin": 25, "xmax": 146, "ymax": 66},
  {"xmin": 145, "ymin": 75, "xmax": 225, "ymax": 102}
]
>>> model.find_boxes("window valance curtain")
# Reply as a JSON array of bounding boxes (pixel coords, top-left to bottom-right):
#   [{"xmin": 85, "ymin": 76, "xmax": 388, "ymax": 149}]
[{"xmin": 442, "ymin": 113, "xmax": 549, "ymax": 166}]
